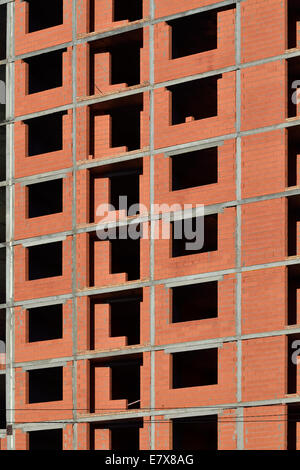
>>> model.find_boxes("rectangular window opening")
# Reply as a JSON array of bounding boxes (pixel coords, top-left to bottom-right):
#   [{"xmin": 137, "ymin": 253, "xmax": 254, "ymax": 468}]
[
  {"xmin": 287, "ymin": 404, "xmax": 300, "ymax": 450},
  {"xmin": 28, "ymin": 366, "xmax": 63, "ymax": 403},
  {"xmin": 27, "ymin": 112, "xmax": 65, "ymax": 157},
  {"xmin": 26, "ymin": 50, "xmax": 63, "ymax": 95},
  {"xmin": 288, "ymin": 57, "xmax": 300, "ymax": 118},
  {"xmin": 288, "ymin": 126, "xmax": 300, "ymax": 187},
  {"xmin": 172, "ymin": 348, "xmax": 218, "ymax": 389},
  {"xmin": 288, "ymin": 195, "xmax": 300, "ymax": 256},
  {"xmin": 288, "ymin": 265, "xmax": 300, "ymax": 326},
  {"xmin": 29, "ymin": 429, "xmax": 63, "ymax": 450},
  {"xmin": 90, "ymin": 419, "xmax": 142, "ymax": 450},
  {"xmin": 172, "ymin": 282, "xmax": 218, "ymax": 323},
  {"xmin": 27, "ymin": 0, "xmax": 63, "ymax": 33},
  {"xmin": 28, "ymin": 304, "xmax": 63, "ymax": 343},
  {"xmin": 0, "ymin": 375, "xmax": 5, "ymax": 430},
  {"xmin": 113, "ymin": 0, "xmax": 143, "ymax": 22},
  {"xmin": 172, "ymin": 214, "xmax": 218, "ymax": 258},
  {"xmin": 0, "ymin": 127, "xmax": 6, "ymax": 181},
  {"xmin": 27, "ymin": 179, "xmax": 63, "ymax": 218},
  {"xmin": 172, "ymin": 415, "xmax": 218, "ymax": 450},
  {"xmin": 288, "ymin": 0, "xmax": 300, "ymax": 49},
  {"xmin": 28, "ymin": 241, "xmax": 63, "ymax": 280},
  {"xmin": 288, "ymin": 334, "xmax": 300, "ymax": 394},
  {"xmin": 168, "ymin": 77, "xmax": 220, "ymax": 125},
  {"xmin": 0, "ymin": 5, "xmax": 7, "ymax": 61},
  {"xmin": 171, "ymin": 147, "xmax": 218, "ymax": 191}
]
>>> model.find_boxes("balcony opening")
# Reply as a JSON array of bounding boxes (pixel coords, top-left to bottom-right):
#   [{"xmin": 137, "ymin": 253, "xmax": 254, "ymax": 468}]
[
  {"xmin": 90, "ymin": 290, "xmax": 142, "ymax": 349},
  {"xmin": 29, "ymin": 429, "xmax": 63, "ymax": 450},
  {"xmin": 90, "ymin": 95, "xmax": 143, "ymax": 154},
  {"xmin": 288, "ymin": 57, "xmax": 300, "ymax": 118},
  {"xmin": 26, "ymin": 50, "xmax": 63, "ymax": 95},
  {"xmin": 169, "ymin": 10, "xmax": 217, "ymax": 59},
  {"xmin": 28, "ymin": 304, "xmax": 63, "ymax": 343},
  {"xmin": 90, "ymin": 356, "xmax": 142, "ymax": 412},
  {"xmin": 27, "ymin": 178, "xmax": 63, "ymax": 219},
  {"xmin": 27, "ymin": 112, "xmax": 65, "ymax": 156},
  {"xmin": 28, "ymin": 241, "xmax": 62, "ymax": 280},
  {"xmin": 27, "ymin": 0, "xmax": 63, "ymax": 33},
  {"xmin": 171, "ymin": 147, "xmax": 218, "ymax": 191},
  {"xmin": 172, "ymin": 214, "xmax": 218, "ymax": 258},
  {"xmin": 91, "ymin": 419, "xmax": 142, "ymax": 450},
  {"xmin": 288, "ymin": 0, "xmax": 300, "ymax": 49},
  {"xmin": 172, "ymin": 348, "xmax": 218, "ymax": 389},
  {"xmin": 288, "ymin": 195, "xmax": 300, "ymax": 256},
  {"xmin": 0, "ymin": 375, "xmax": 5, "ymax": 429},
  {"xmin": 28, "ymin": 366, "xmax": 63, "ymax": 403},
  {"xmin": 0, "ymin": 5, "xmax": 7, "ymax": 60},
  {"xmin": 0, "ymin": 127, "xmax": 5, "ymax": 181},
  {"xmin": 114, "ymin": 0, "xmax": 143, "ymax": 22},
  {"xmin": 90, "ymin": 159, "xmax": 142, "ymax": 222},
  {"xmin": 172, "ymin": 281, "xmax": 218, "ymax": 323},
  {"xmin": 90, "ymin": 30, "xmax": 143, "ymax": 95},
  {"xmin": 173, "ymin": 415, "xmax": 218, "ymax": 450},
  {"xmin": 288, "ymin": 126, "xmax": 300, "ymax": 187},
  {"xmin": 288, "ymin": 404, "xmax": 300, "ymax": 449},
  {"xmin": 288, "ymin": 265, "xmax": 300, "ymax": 325},
  {"xmin": 168, "ymin": 76, "xmax": 220, "ymax": 125}
]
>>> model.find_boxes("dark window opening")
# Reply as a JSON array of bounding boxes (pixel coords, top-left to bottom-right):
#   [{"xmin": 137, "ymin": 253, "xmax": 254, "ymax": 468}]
[
  {"xmin": 0, "ymin": 249, "xmax": 5, "ymax": 303},
  {"xmin": 26, "ymin": 50, "xmax": 63, "ymax": 95},
  {"xmin": 288, "ymin": 334, "xmax": 300, "ymax": 394},
  {"xmin": 90, "ymin": 95, "xmax": 143, "ymax": 153},
  {"xmin": 0, "ymin": 127, "xmax": 6, "ymax": 181},
  {"xmin": 0, "ymin": 375, "xmax": 5, "ymax": 429},
  {"xmin": 28, "ymin": 367, "xmax": 63, "ymax": 403},
  {"xmin": 27, "ymin": 112, "xmax": 64, "ymax": 156},
  {"xmin": 90, "ymin": 159, "xmax": 142, "ymax": 222},
  {"xmin": 91, "ymin": 420, "xmax": 142, "ymax": 450},
  {"xmin": 27, "ymin": 0, "xmax": 63, "ymax": 33},
  {"xmin": 172, "ymin": 348, "xmax": 218, "ymax": 389},
  {"xmin": 169, "ymin": 10, "xmax": 217, "ymax": 59},
  {"xmin": 28, "ymin": 304, "xmax": 63, "ymax": 343},
  {"xmin": 27, "ymin": 179, "xmax": 63, "ymax": 218},
  {"xmin": 288, "ymin": 0, "xmax": 300, "ymax": 49},
  {"xmin": 90, "ymin": 357, "xmax": 142, "ymax": 412},
  {"xmin": 90, "ymin": 30, "xmax": 142, "ymax": 94},
  {"xmin": 29, "ymin": 429, "xmax": 63, "ymax": 450},
  {"xmin": 288, "ymin": 195, "xmax": 300, "ymax": 256},
  {"xmin": 172, "ymin": 282, "xmax": 218, "ymax": 323},
  {"xmin": 0, "ymin": 309, "xmax": 5, "ymax": 345},
  {"xmin": 0, "ymin": 5, "xmax": 7, "ymax": 61},
  {"xmin": 0, "ymin": 66, "xmax": 6, "ymax": 123},
  {"xmin": 172, "ymin": 214, "xmax": 218, "ymax": 258},
  {"xmin": 28, "ymin": 241, "xmax": 62, "ymax": 280},
  {"xmin": 169, "ymin": 76, "xmax": 220, "ymax": 125},
  {"xmin": 0, "ymin": 187, "xmax": 6, "ymax": 243},
  {"xmin": 114, "ymin": 0, "xmax": 143, "ymax": 22},
  {"xmin": 288, "ymin": 57, "xmax": 300, "ymax": 118},
  {"xmin": 90, "ymin": 290, "xmax": 142, "ymax": 349},
  {"xmin": 288, "ymin": 404, "xmax": 300, "ymax": 450},
  {"xmin": 172, "ymin": 147, "xmax": 218, "ymax": 191},
  {"xmin": 288, "ymin": 265, "xmax": 300, "ymax": 326},
  {"xmin": 288, "ymin": 126, "xmax": 300, "ymax": 187},
  {"xmin": 173, "ymin": 415, "xmax": 218, "ymax": 450}
]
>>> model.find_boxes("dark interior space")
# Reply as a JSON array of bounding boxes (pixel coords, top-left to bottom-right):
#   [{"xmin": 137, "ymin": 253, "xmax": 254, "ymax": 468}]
[
  {"xmin": 90, "ymin": 159, "xmax": 142, "ymax": 222},
  {"xmin": 28, "ymin": 304, "xmax": 63, "ymax": 343},
  {"xmin": 288, "ymin": 0, "xmax": 300, "ymax": 49},
  {"xmin": 288, "ymin": 195, "xmax": 300, "ymax": 256},
  {"xmin": 287, "ymin": 404, "xmax": 300, "ymax": 449},
  {"xmin": 172, "ymin": 214, "xmax": 218, "ymax": 258},
  {"xmin": 169, "ymin": 10, "xmax": 217, "ymax": 59},
  {"xmin": 0, "ymin": 187, "xmax": 6, "ymax": 243},
  {"xmin": 288, "ymin": 57, "xmax": 300, "ymax": 118},
  {"xmin": 0, "ymin": 66, "xmax": 6, "ymax": 123},
  {"xmin": 288, "ymin": 265, "xmax": 300, "ymax": 325},
  {"xmin": 90, "ymin": 30, "xmax": 142, "ymax": 94},
  {"xmin": 113, "ymin": 0, "xmax": 143, "ymax": 22},
  {"xmin": 0, "ymin": 249, "xmax": 6, "ymax": 304},
  {"xmin": 171, "ymin": 147, "xmax": 218, "ymax": 191},
  {"xmin": 27, "ymin": 0, "xmax": 63, "ymax": 33},
  {"xmin": 288, "ymin": 126, "xmax": 300, "ymax": 187},
  {"xmin": 27, "ymin": 112, "xmax": 64, "ymax": 156},
  {"xmin": 0, "ymin": 375, "xmax": 5, "ymax": 429},
  {"xmin": 90, "ymin": 420, "xmax": 142, "ymax": 450},
  {"xmin": 172, "ymin": 348, "xmax": 218, "ymax": 389},
  {"xmin": 169, "ymin": 76, "xmax": 220, "ymax": 125},
  {"xmin": 90, "ymin": 356, "xmax": 142, "ymax": 412},
  {"xmin": 0, "ymin": 5, "xmax": 7, "ymax": 61},
  {"xmin": 26, "ymin": 50, "xmax": 63, "ymax": 95},
  {"xmin": 287, "ymin": 333, "xmax": 300, "ymax": 394},
  {"xmin": 0, "ymin": 126, "xmax": 6, "ymax": 181},
  {"xmin": 173, "ymin": 415, "xmax": 218, "ymax": 450},
  {"xmin": 29, "ymin": 429, "xmax": 63, "ymax": 450},
  {"xmin": 90, "ymin": 290, "xmax": 142, "ymax": 349},
  {"xmin": 28, "ymin": 241, "xmax": 62, "ymax": 280},
  {"xmin": 27, "ymin": 179, "xmax": 63, "ymax": 218},
  {"xmin": 0, "ymin": 309, "xmax": 5, "ymax": 345},
  {"xmin": 172, "ymin": 281, "xmax": 218, "ymax": 323},
  {"xmin": 28, "ymin": 366, "xmax": 63, "ymax": 403},
  {"xmin": 90, "ymin": 95, "xmax": 143, "ymax": 154}
]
